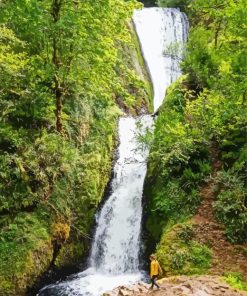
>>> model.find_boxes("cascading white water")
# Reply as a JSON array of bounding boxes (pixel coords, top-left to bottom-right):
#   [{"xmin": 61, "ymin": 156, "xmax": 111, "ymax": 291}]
[
  {"xmin": 133, "ymin": 8, "xmax": 189, "ymax": 111},
  {"xmin": 38, "ymin": 7, "xmax": 188, "ymax": 296},
  {"xmin": 90, "ymin": 117, "xmax": 151, "ymax": 274}
]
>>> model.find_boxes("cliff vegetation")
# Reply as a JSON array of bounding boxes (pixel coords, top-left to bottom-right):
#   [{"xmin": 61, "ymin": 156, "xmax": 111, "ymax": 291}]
[
  {"xmin": 145, "ymin": 0, "xmax": 247, "ymax": 284},
  {"xmin": 0, "ymin": 0, "xmax": 151, "ymax": 294}
]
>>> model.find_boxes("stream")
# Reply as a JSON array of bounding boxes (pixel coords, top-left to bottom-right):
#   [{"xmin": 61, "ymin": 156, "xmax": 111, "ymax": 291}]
[{"xmin": 38, "ymin": 7, "xmax": 188, "ymax": 296}]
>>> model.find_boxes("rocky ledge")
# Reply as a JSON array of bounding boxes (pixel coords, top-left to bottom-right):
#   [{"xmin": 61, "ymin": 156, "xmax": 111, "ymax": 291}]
[{"xmin": 103, "ymin": 276, "xmax": 247, "ymax": 296}]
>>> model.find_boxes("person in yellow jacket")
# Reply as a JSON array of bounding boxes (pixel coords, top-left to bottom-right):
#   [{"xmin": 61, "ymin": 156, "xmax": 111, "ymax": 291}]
[{"xmin": 149, "ymin": 254, "xmax": 162, "ymax": 289}]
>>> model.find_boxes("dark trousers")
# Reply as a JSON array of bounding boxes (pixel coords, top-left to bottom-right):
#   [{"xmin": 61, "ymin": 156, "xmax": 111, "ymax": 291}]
[{"xmin": 151, "ymin": 275, "xmax": 159, "ymax": 289}]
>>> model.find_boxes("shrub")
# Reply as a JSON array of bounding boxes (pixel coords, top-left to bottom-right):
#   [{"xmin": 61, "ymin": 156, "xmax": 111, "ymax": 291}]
[
  {"xmin": 223, "ymin": 272, "xmax": 247, "ymax": 291},
  {"xmin": 156, "ymin": 223, "xmax": 212, "ymax": 275},
  {"xmin": 213, "ymin": 171, "xmax": 247, "ymax": 243}
]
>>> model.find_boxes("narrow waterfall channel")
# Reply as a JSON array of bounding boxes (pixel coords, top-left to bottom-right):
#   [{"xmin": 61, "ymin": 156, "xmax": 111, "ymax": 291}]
[
  {"xmin": 38, "ymin": 8, "xmax": 188, "ymax": 296},
  {"xmin": 133, "ymin": 8, "xmax": 189, "ymax": 112},
  {"xmin": 89, "ymin": 117, "xmax": 152, "ymax": 275}
]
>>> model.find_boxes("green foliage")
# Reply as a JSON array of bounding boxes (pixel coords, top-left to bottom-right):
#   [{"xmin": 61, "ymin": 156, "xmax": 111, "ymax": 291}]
[
  {"xmin": 183, "ymin": 0, "xmax": 247, "ymax": 98},
  {"xmin": 54, "ymin": 242, "xmax": 85, "ymax": 269},
  {"xmin": 223, "ymin": 272, "xmax": 247, "ymax": 291},
  {"xmin": 151, "ymin": 179, "xmax": 200, "ymax": 226},
  {"xmin": 156, "ymin": 223, "xmax": 212, "ymax": 275},
  {"xmin": 176, "ymin": 223, "xmax": 194, "ymax": 243},
  {"xmin": 0, "ymin": 0, "xmax": 149, "ymax": 294},
  {"xmin": 145, "ymin": 0, "xmax": 247, "ymax": 248},
  {"xmin": 213, "ymin": 171, "xmax": 247, "ymax": 243},
  {"xmin": 182, "ymin": 24, "xmax": 247, "ymax": 240},
  {"xmin": 0, "ymin": 0, "xmax": 144, "ymax": 222},
  {"xmin": 145, "ymin": 78, "xmax": 211, "ymax": 240},
  {"xmin": 0, "ymin": 211, "xmax": 53, "ymax": 295}
]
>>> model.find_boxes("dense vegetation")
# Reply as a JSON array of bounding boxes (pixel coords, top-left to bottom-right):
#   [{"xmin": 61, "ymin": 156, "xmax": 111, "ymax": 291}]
[
  {"xmin": 145, "ymin": 0, "xmax": 247, "ymax": 277},
  {"xmin": 0, "ymin": 0, "xmax": 246, "ymax": 293},
  {"xmin": 0, "ymin": 0, "xmax": 152, "ymax": 294}
]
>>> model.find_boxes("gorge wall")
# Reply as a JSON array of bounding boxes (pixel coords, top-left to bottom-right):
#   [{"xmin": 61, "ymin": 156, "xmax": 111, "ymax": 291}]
[
  {"xmin": 0, "ymin": 1, "xmax": 152, "ymax": 295},
  {"xmin": 143, "ymin": 0, "xmax": 247, "ymax": 286}
]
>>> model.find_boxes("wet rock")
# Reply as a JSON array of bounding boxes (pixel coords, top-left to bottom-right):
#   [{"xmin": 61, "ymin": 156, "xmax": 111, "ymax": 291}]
[{"xmin": 119, "ymin": 288, "xmax": 131, "ymax": 296}]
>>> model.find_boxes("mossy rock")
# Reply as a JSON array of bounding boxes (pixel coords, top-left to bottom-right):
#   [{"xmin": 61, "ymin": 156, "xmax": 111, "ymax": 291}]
[
  {"xmin": 116, "ymin": 22, "xmax": 153, "ymax": 114},
  {"xmin": 0, "ymin": 238, "xmax": 53, "ymax": 296},
  {"xmin": 55, "ymin": 242, "xmax": 85, "ymax": 269},
  {"xmin": 51, "ymin": 221, "xmax": 70, "ymax": 244},
  {"xmin": 156, "ymin": 223, "xmax": 212, "ymax": 276}
]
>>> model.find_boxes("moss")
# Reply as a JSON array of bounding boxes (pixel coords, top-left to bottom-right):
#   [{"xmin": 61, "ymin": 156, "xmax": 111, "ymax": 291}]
[
  {"xmin": 52, "ymin": 119, "xmax": 118, "ymax": 269},
  {"xmin": 0, "ymin": 279, "xmax": 15, "ymax": 296},
  {"xmin": 0, "ymin": 212, "xmax": 53, "ymax": 295},
  {"xmin": 0, "ymin": 133, "xmax": 116, "ymax": 294},
  {"xmin": 222, "ymin": 272, "xmax": 247, "ymax": 291},
  {"xmin": 55, "ymin": 242, "xmax": 85, "ymax": 269},
  {"xmin": 51, "ymin": 222, "xmax": 70, "ymax": 244},
  {"xmin": 0, "ymin": 5, "xmax": 153, "ymax": 295},
  {"xmin": 130, "ymin": 21, "xmax": 153, "ymax": 112},
  {"xmin": 156, "ymin": 223, "xmax": 212, "ymax": 276},
  {"xmin": 115, "ymin": 23, "xmax": 153, "ymax": 114}
]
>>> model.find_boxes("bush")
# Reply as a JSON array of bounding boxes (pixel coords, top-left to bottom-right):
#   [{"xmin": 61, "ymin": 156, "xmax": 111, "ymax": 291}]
[
  {"xmin": 156, "ymin": 223, "xmax": 212, "ymax": 275},
  {"xmin": 144, "ymin": 78, "xmax": 211, "ymax": 240},
  {"xmin": 145, "ymin": 0, "xmax": 247, "ymax": 280},
  {"xmin": 223, "ymin": 272, "xmax": 247, "ymax": 291},
  {"xmin": 213, "ymin": 171, "xmax": 247, "ymax": 243}
]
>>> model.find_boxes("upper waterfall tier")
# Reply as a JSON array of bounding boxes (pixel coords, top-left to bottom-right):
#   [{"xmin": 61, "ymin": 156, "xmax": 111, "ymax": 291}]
[{"xmin": 133, "ymin": 8, "xmax": 189, "ymax": 112}]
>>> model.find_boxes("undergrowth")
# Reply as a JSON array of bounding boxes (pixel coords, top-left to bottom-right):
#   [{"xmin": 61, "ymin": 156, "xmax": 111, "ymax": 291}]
[
  {"xmin": 223, "ymin": 272, "xmax": 247, "ymax": 291},
  {"xmin": 156, "ymin": 223, "xmax": 212, "ymax": 275},
  {"xmin": 145, "ymin": 0, "xmax": 247, "ymax": 276}
]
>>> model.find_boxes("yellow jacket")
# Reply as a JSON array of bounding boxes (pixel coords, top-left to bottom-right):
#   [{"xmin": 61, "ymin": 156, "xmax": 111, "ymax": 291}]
[{"xmin": 150, "ymin": 259, "xmax": 162, "ymax": 277}]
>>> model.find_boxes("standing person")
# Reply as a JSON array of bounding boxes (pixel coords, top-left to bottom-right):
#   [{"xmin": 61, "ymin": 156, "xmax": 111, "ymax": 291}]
[{"xmin": 149, "ymin": 254, "xmax": 162, "ymax": 289}]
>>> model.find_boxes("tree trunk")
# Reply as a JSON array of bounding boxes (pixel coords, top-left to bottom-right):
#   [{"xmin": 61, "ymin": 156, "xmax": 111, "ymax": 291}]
[
  {"xmin": 54, "ymin": 74, "xmax": 63, "ymax": 133},
  {"xmin": 52, "ymin": 0, "xmax": 63, "ymax": 133},
  {"xmin": 214, "ymin": 19, "xmax": 223, "ymax": 48}
]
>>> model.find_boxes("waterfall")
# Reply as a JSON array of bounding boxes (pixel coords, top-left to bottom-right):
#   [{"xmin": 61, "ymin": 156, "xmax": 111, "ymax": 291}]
[
  {"xmin": 89, "ymin": 117, "xmax": 151, "ymax": 274},
  {"xmin": 133, "ymin": 8, "xmax": 189, "ymax": 111},
  {"xmin": 38, "ymin": 7, "xmax": 188, "ymax": 296}
]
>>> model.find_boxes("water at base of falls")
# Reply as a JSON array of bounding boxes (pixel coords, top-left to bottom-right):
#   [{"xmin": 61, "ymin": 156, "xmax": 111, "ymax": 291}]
[
  {"xmin": 38, "ymin": 269, "xmax": 143, "ymax": 296},
  {"xmin": 38, "ymin": 116, "xmax": 152, "ymax": 296},
  {"xmin": 38, "ymin": 7, "xmax": 188, "ymax": 296}
]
